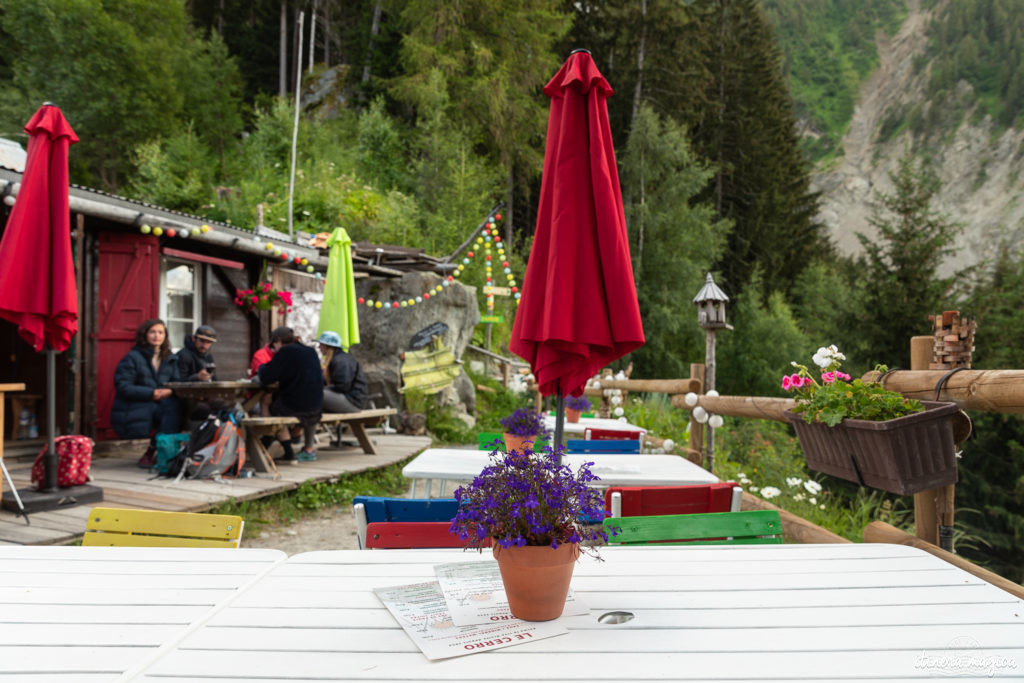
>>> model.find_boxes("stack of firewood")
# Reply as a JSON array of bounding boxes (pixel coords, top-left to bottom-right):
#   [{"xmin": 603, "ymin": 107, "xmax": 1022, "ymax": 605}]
[{"xmin": 928, "ymin": 310, "xmax": 976, "ymax": 369}]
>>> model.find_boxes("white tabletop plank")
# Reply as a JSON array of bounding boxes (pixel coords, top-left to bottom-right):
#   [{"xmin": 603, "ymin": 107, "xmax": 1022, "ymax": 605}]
[
  {"xmin": 542, "ymin": 414, "xmax": 647, "ymax": 434},
  {"xmin": 0, "ymin": 546, "xmax": 286, "ymax": 681},
  {"xmin": 137, "ymin": 544, "xmax": 1024, "ymax": 681},
  {"xmin": 402, "ymin": 449, "xmax": 717, "ymax": 490}
]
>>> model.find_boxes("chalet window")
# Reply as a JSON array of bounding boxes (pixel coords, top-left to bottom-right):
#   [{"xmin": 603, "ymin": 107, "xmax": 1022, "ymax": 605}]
[{"xmin": 160, "ymin": 258, "xmax": 202, "ymax": 352}]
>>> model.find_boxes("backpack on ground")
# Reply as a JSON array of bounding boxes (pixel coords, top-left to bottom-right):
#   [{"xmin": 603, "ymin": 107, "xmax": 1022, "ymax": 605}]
[
  {"xmin": 161, "ymin": 408, "xmax": 246, "ymax": 481},
  {"xmin": 31, "ymin": 435, "xmax": 93, "ymax": 488},
  {"xmin": 154, "ymin": 432, "xmax": 190, "ymax": 475}
]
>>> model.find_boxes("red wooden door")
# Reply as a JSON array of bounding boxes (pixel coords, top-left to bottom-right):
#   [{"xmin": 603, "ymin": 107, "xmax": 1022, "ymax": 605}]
[{"xmin": 94, "ymin": 233, "xmax": 159, "ymax": 439}]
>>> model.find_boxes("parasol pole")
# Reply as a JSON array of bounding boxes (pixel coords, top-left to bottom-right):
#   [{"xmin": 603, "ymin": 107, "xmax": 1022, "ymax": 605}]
[
  {"xmin": 42, "ymin": 347, "xmax": 58, "ymax": 492},
  {"xmin": 287, "ymin": 10, "xmax": 305, "ymax": 240},
  {"xmin": 553, "ymin": 382, "xmax": 565, "ymax": 465}
]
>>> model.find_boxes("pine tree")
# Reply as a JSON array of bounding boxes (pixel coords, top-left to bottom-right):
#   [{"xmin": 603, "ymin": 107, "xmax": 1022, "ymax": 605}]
[
  {"xmin": 679, "ymin": 0, "xmax": 827, "ymax": 299},
  {"xmin": 856, "ymin": 152, "xmax": 963, "ymax": 368}
]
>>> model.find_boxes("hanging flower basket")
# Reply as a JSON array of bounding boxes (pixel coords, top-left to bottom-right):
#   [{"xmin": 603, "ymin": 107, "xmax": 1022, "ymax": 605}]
[
  {"xmin": 234, "ymin": 283, "xmax": 293, "ymax": 316},
  {"xmin": 784, "ymin": 400, "xmax": 959, "ymax": 496}
]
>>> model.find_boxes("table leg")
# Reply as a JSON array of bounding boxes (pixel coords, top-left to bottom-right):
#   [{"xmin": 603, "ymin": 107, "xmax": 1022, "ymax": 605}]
[{"xmin": 244, "ymin": 428, "xmax": 280, "ymax": 478}]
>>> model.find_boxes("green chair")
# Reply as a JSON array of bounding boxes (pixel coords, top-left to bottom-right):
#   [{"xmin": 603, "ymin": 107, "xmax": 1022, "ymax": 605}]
[{"xmin": 603, "ymin": 510, "xmax": 783, "ymax": 546}]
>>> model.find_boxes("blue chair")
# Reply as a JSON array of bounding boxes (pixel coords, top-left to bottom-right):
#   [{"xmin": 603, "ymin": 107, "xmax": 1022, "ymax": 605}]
[
  {"xmin": 566, "ymin": 438, "xmax": 640, "ymax": 454},
  {"xmin": 352, "ymin": 496, "xmax": 459, "ymax": 549}
]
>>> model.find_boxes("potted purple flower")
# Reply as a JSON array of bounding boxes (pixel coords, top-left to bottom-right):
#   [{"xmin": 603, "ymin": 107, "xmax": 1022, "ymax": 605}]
[
  {"xmin": 450, "ymin": 444, "xmax": 607, "ymax": 621},
  {"xmin": 499, "ymin": 407, "xmax": 548, "ymax": 454},
  {"xmin": 563, "ymin": 394, "xmax": 592, "ymax": 423}
]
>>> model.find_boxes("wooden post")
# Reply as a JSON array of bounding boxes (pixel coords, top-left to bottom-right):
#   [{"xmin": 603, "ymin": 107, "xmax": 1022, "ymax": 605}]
[
  {"xmin": 705, "ymin": 328, "xmax": 717, "ymax": 473},
  {"xmin": 910, "ymin": 335, "xmax": 956, "ymax": 551},
  {"xmin": 689, "ymin": 363, "xmax": 705, "ymax": 463}
]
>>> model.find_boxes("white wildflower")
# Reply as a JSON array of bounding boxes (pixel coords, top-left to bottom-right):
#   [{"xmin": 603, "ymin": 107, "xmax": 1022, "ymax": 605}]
[
  {"xmin": 792, "ymin": 492, "xmax": 805, "ymax": 502},
  {"xmin": 749, "ymin": 486, "xmax": 759, "ymax": 493},
  {"xmin": 786, "ymin": 477, "xmax": 802, "ymax": 488},
  {"xmin": 803, "ymin": 480, "xmax": 823, "ymax": 495},
  {"xmin": 737, "ymin": 472, "xmax": 746, "ymax": 479},
  {"xmin": 819, "ymin": 504, "xmax": 826, "ymax": 510},
  {"xmin": 739, "ymin": 477, "xmax": 752, "ymax": 486},
  {"xmin": 809, "ymin": 497, "xmax": 817, "ymax": 505},
  {"xmin": 760, "ymin": 486, "xmax": 781, "ymax": 499}
]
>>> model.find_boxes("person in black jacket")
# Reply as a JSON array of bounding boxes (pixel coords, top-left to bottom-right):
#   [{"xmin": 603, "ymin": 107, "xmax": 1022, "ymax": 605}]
[
  {"xmin": 257, "ymin": 327, "xmax": 323, "ymax": 463},
  {"xmin": 176, "ymin": 325, "xmax": 218, "ymax": 382},
  {"xmin": 110, "ymin": 318, "xmax": 182, "ymax": 467},
  {"xmin": 317, "ymin": 330, "xmax": 367, "ymax": 413}
]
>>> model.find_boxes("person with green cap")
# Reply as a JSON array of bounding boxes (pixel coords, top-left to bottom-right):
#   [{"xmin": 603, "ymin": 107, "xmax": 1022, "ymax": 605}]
[{"xmin": 318, "ymin": 330, "xmax": 367, "ymax": 413}]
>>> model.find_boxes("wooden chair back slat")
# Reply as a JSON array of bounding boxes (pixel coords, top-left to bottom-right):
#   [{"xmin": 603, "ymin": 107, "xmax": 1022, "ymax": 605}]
[
  {"xmin": 364, "ymin": 521, "xmax": 487, "ymax": 549},
  {"xmin": 604, "ymin": 510, "xmax": 783, "ymax": 545},
  {"xmin": 605, "ymin": 483, "xmax": 740, "ymax": 517},
  {"xmin": 82, "ymin": 507, "xmax": 244, "ymax": 549}
]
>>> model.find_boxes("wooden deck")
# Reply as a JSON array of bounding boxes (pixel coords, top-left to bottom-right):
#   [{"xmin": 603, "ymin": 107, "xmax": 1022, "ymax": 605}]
[{"xmin": 0, "ymin": 431, "xmax": 431, "ymax": 546}]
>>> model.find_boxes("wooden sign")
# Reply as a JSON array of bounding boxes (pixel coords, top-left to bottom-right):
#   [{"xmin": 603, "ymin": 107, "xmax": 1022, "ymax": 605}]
[
  {"xmin": 409, "ymin": 321, "xmax": 449, "ymax": 350},
  {"xmin": 480, "ymin": 315, "xmax": 504, "ymax": 324}
]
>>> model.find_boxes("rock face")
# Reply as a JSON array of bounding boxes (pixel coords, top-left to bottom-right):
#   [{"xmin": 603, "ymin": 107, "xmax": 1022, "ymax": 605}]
[
  {"xmin": 811, "ymin": 0, "xmax": 1024, "ymax": 273},
  {"xmin": 350, "ymin": 272, "xmax": 479, "ymax": 428}
]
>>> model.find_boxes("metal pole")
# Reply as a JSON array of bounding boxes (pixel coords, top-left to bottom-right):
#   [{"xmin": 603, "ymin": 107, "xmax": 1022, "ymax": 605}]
[
  {"xmin": 42, "ymin": 348, "xmax": 57, "ymax": 492},
  {"xmin": 287, "ymin": 11, "xmax": 305, "ymax": 239},
  {"xmin": 554, "ymin": 389, "xmax": 565, "ymax": 465}
]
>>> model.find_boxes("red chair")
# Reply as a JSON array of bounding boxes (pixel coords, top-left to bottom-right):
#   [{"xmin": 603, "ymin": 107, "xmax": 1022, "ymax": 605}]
[
  {"xmin": 604, "ymin": 483, "xmax": 742, "ymax": 518},
  {"xmin": 363, "ymin": 522, "xmax": 491, "ymax": 549}
]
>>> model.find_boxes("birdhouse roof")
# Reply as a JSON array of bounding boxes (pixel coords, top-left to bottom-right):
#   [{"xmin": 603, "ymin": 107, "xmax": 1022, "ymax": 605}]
[{"xmin": 693, "ymin": 273, "xmax": 729, "ymax": 304}]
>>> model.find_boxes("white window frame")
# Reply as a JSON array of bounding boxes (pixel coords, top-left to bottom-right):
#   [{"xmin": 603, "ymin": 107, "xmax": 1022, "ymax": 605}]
[{"xmin": 159, "ymin": 257, "xmax": 203, "ymax": 353}]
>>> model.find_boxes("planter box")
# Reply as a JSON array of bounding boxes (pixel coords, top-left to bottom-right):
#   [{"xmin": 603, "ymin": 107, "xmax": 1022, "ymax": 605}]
[{"xmin": 783, "ymin": 401, "xmax": 959, "ymax": 496}]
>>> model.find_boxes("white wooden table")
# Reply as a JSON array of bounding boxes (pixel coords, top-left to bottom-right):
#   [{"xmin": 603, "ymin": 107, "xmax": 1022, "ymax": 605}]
[
  {"xmin": 133, "ymin": 544, "xmax": 1024, "ymax": 681},
  {"xmin": 0, "ymin": 546, "xmax": 286, "ymax": 682},
  {"xmin": 542, "ymin": 414, "xmax": 646, "ymax": 435},
  {"xmin": 402, "ymin": 448, "xmax": 719, "ymax": 497}
]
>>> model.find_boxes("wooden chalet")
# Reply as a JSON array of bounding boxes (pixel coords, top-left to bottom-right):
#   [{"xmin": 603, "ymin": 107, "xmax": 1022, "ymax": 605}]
[{"xmin": 0, "ymin": 166, "xmax": 449, "ymax": 452}]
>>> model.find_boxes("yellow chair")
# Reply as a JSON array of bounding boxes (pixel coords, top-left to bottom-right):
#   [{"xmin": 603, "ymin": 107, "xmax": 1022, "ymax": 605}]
[{"xmin": 82, "ymin": 507, "xmax": 244, "ymax": 548}]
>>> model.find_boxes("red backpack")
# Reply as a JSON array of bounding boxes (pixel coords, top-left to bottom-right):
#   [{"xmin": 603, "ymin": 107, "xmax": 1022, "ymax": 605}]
[{"xmin": 31, "ymin": 435, "xmax": 93, "ymax": 488}]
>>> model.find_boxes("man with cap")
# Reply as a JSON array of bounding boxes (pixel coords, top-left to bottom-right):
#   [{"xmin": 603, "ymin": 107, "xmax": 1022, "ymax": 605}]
[
  {"xmin": 318, "ymin": 330, "xmax": 367, "ymax": 413},
  {"xmin": 177, "ymin": 325, "xmax": 218, "ymax": 382}
]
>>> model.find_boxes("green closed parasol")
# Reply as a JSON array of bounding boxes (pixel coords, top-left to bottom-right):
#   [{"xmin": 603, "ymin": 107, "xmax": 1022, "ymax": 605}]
[{"xmin": 317, "ymin": 227, "xmax": 360, "ymax": 350}]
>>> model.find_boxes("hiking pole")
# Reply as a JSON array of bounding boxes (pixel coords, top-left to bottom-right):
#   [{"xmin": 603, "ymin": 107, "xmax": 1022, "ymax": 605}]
[{"xmin": 0, "ymin": 457, "xmax": 30, "ymax": 525}]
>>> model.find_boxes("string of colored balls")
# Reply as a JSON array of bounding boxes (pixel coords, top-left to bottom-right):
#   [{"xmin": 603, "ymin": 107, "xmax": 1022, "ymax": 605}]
[
  {"xmin": 357, "ymin": 213, "xmax": 522, "ymax": 311},
  {"xmin": 139, "ymin": 223, "xmax": 317, "ymax": 274}
]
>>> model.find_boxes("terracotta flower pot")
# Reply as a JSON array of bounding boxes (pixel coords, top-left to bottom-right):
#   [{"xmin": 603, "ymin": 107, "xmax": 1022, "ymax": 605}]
[
  {"xmin": 502, "ymin": 432, "xmax": 536, "ymax": 454},
  {"xmin": 565, "ymin": 408, "xmax": 582, "ymax": 423},
  {"xmin": 493, "ymin": 542, "xmax": 580, "ymax": 621}
]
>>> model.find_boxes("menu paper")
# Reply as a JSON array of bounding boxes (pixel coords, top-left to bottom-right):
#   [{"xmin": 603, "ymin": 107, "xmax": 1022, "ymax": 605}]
[
  {"xmin": 434, "ymin": 560, "xmax": 588, "ymax": 626},
  {"xmin": 374, "ymin": 581, "xmax": 567, "ymax": 660}
]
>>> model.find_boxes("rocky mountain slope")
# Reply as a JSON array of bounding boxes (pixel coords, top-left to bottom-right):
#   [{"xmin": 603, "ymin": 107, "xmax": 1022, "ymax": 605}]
[{"xmin": 812, "ymin": 0, "xmax": 1024, "ymax": 274}]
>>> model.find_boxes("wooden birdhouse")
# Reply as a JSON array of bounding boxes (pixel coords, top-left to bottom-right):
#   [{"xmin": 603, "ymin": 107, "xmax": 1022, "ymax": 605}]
[{"xmin": 693, "ymin": 273, "xmax": 731, "ymax": 330}]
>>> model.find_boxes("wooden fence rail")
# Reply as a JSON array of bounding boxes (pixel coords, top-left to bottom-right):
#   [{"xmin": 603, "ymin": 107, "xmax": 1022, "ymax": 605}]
[{"xmin": 861, "ymin": 369, "xmax": 1024, "ymax": 413}]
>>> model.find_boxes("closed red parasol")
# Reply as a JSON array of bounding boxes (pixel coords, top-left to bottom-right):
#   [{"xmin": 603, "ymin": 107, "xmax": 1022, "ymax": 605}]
[
  {"xmin": 510, "ymin": 51, "xmax": 644, "ymax": 410},
  {"xmin": 0, "ymin": 104, "xmax": 79, "ymax": 352}
]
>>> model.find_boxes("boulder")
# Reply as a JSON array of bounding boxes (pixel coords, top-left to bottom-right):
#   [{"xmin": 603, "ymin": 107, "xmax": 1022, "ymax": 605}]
[{"xmin": 351, "ymin": 272, "xmax": 479, "ymax": 428}]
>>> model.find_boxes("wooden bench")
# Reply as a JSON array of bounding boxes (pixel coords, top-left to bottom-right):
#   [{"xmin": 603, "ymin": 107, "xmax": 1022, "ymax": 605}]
[{"xmin": 242, "ymin": 408, "xmax": 397, "ymax": 472}]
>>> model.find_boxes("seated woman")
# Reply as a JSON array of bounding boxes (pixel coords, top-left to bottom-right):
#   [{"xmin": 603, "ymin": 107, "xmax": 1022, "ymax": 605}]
[
  {"xmin": 317, "ymin": 330, "xmax": 367, "ymax": 414},
  {"xmin": 109, "ymin": 318, "xmax": 182, "ymax": 468},
  {"xmin": 257, "ymin": 326, "xmax": 323, "ymax": 463}
]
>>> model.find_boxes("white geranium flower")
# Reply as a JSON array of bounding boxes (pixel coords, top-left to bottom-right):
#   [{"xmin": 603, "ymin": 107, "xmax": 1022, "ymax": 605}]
[
  {"xmin": 804, "ymin": 480, "xmax": 823, "ymax": 495},
  {"xmin": 760, "ymin": 486, "xmax": 781, "ymax": 499},
  {"xmin": 786, "ymin": 477, "xmax": 802, "ymax": 488}
]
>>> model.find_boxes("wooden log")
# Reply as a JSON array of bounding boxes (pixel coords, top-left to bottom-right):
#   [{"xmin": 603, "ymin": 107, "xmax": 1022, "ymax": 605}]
[
  {"xmin": 740, "ymin": 492, "xmax": 850, "ymax": 544},
  {"xmin": 589, "ymin": 377, "xmax": 703, "ymax": 395},
  {"xmin": 671, "ymin": 394, "xmax": 797, "ymax": 422},
  {"xmin": 864, "ymin": 521, "xmax": 1024, "ymax": 600},
  {"xmin": 859, "ymin": 369, "xmax": 1024, "ymax": 413}
]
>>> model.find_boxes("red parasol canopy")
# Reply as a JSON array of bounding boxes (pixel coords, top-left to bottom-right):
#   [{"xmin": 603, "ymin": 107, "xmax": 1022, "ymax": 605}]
[
  {"xmin": 0, "ymin": 104, "xmax": 79, "ymax": 352},
  {"xmin": 510, "ymin": 51, "xmax": 644, "ymax": 397}
]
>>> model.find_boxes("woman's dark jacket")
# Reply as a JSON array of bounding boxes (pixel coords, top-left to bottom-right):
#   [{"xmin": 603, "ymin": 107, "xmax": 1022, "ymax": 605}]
[
  {"xmin": 176, "ymin": 335, "xmax": 217, "ymax": 381},
  {"xmin": 110, "ymin": 345, "xmax": 180, "ymax": 439},
  {"xmin": 327, "ymin": 351, "xmax": 367, "ymax": 409},
  {"xmin": 257, "ymin": 342, "xmax": 324, "ymax": 415}
]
